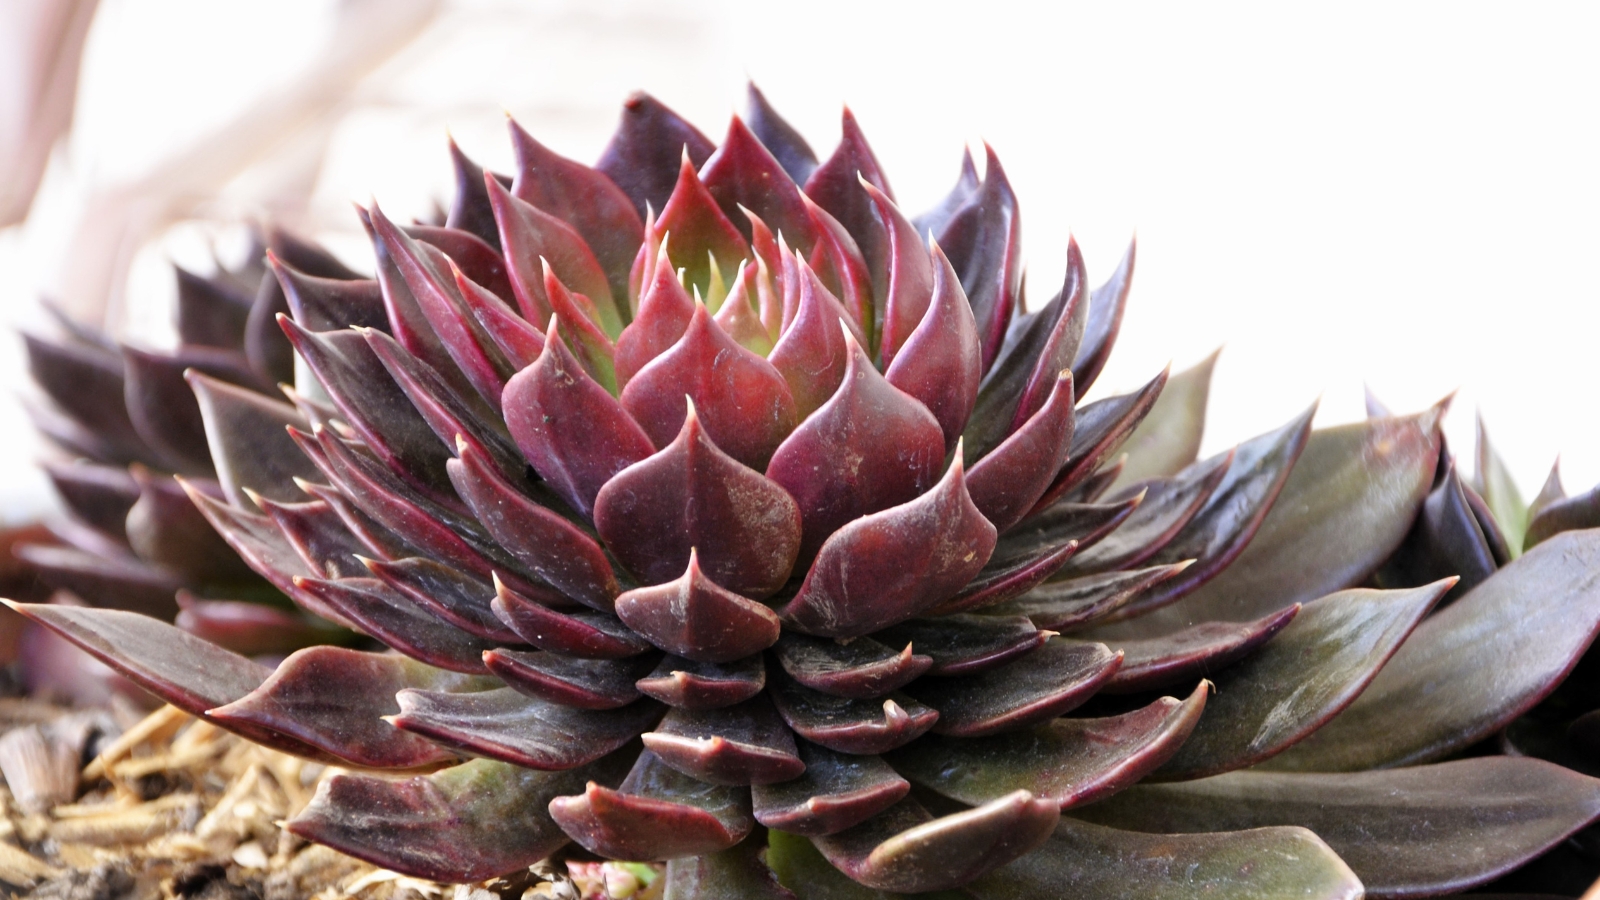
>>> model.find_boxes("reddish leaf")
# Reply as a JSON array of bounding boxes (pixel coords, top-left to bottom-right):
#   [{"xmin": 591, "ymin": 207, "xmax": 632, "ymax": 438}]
[{"xmin": 614, "ymin": 549, "xmax": 782, "ymax": 663}]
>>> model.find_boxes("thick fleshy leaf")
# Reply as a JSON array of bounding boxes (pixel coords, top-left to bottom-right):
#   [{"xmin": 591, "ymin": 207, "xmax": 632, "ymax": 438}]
[
  {"xmin": 596, "ymin": 408, "xmax": 801, "ymax": 598},
  {"xmin": 123, "ymin": 469, "xmax": 251, "ymax": 583},
  {"xmin": 1078, "ymin": 758, "xmax": 1600, "ymax": 900},
  {"xmin": 637, "ymin": 655, "xmax": 765, "ymax": 710},
  {"xmin": 802, "ymin": 193, "xmax": 876, "ymax": 353},
  {"xmin": 882, "ymin": 241, "xmax": 981, "ymax": 452},
  {"xmin": 1154, "ymin": 580, "xmax": 1451, "ymax": 779},
  {"xmin": 485, "ymin": 649, "xmax": 651, "ymax": 710},
  {"xmin": 1132, "ymin": 408, "xmax": 1443, "ymax": 633},
  {"xmin": 622, "ymin": 303, "xmax": 797, "ymax": 469},
  {"xmin": 123, "ymin": 344, "xmax": 263, "ymax": 475},
  {"xmin": 2, "ymin": 602, "xmax": 335, "ymax": 761},
  {"xmin": 967, "ymin": 372, "xmax": 1075, "ymax": 532},
  {"xmin": 1027, "ymin": 369, "xmax": 1167, "ymax": 512},
  {"xmin": 767, "ymin": 261, "xmax": 863, "ymax": 420},
  {"xmin": 444, "ymin": 139, "xmax": 502, "ymax": 249},
  {"xmin": 642, "ymin": 697, "xmax": 804, "ymax": 785},
  {"xmin": 1059, "ymin": 453, "xmax": 1231, "ymax": 576},
  {"xmin": 964, "ymin": 818, "xmax": 1362, "ymax": 900},
  {"xmin": 209, "ymin": 647, "xmax": 490, "ymax": 769},
  {"xmin": 879, "ymin": 615, "xmax": 1046, "ymax": 677},
  {"xmin": 1086, "ymin": 406, "xmax": 1316, "ymax": 637},
  {"xmin": 42, "ymin": 460, "xmax": 138, "ymax": 541},
  {"xmin": 487, "ymin": 176, "xmax": 622, "ymax": 338},
  {"xmin": 766, "ymin": 830, "xmax": 971, "ymax": 900},
  {"xmin": 913, "ymin": 148, "xmax": 980, "ymax": 239},
  {"xmin": 745, "ymin": 83, "xmax": 817, "ymax": 184},
  {"xmin": 272, "ymin": 259, "xmax": 387, "ymax": 334},
  {"xmin": 703, "ymin": 116, "xmax": 817, "ymax": 251},
  {"xmin": 782, "ymin": 450, "xmax": 996, "ymax": 639},
  {"xmin": 771, "ymin": 674, "xmax": 939, "ymax": 755},
  {"xmin": 1477, "ymin": 414, "xmax": 1528, "ymax": 555},
  {"xmin": 988, "ymin": 562, "xmax": 1194, "ymax": 633},
  {"xmin": 1106, "ymin": 349, "xmax": 1216, "ymax": 491},
  {"xmin": 292, "ymin": 576, "xmax": 497, "ymax": 674},
  {"xmin": 549, "ymin": 749, "xmax": 753, "ymax": 860},
  {"xmin": 447, "ymin": 441, "xmax": 618, "ymax": 611},
  {"xmin": 1100, "ymin": 603, "xmax": 1298, "ymax": 694},
  {"xmin": 993, "ymin": 494, "xmax": 1143, "ymax": 568},
  {"xmin": 1526, "ymin": 484, "xmax": 1600, "ymax": 550},
  {"xmin": 1269, "ymin": 529, "xmax": 1600, "ymax": 771},
  {"xmin": 1060, "ymin": 456, "xmax": 1125, "ymax": 504},
  {"xmin": 360, "ymin": 556, "xmax": 520, "ymax": 642},
  {"xmin": 936, "ymin": 146, "xmax": 1021, "ymax": 372},
  {"xmin": 174, "ymin": 265, "xmax": 253, "ymax": 347},
  {"xmin": 407, "ymin": 223, "xmax": 517, "ymax": 306},
  {"xmin": 909, "ymin": 639, "xmax": 1120, "ymax": 737},
  {"xmin": 664, "ymin": 835, "xmax": 799, "ymax": 900},
  {"xmin": 617, "ymin": 240, "xmax": 696, "ymax": 386},
  {"xmin": 503, "ymin": 321, "xmax": 656, "ymax": 519},
  {"xmin": 653, "ymin": 153, "xmax": 749, "ymax": 293},
  {"xmin": 492, "ymin": 578, "xmax": 654, "ymax": 658},
  {"xmin": 805, "ymin": 108, "xmax": 893, "ymax": 280},
  {"xmin": 509, "ymin": 118, "xmax": 643, "ymax": 304},
  {"xmin": 864, "ymin": 183, "xmax": 930, "ymax": 368},
  {"xmin": 1070, "ymin": 238, "xmax": 1136, "ymax": 398},
  {"xmin": 1380, "ymin": 462, "xmax": 1498, "ymax": 601},
  {"xmin": 753, "ymin": 743, "xmax": 908, "ymax": 836},
  {"xmin": 891, "ymin": 682, "xmax": 1207, "ymax": 809},
  {"xmin": 393, "ymin": 686, "xmax": 661, "ymax": 770},
  {"xmin": 289, "ymin": 754, "xmax": 630, "ymax": 883},
  {"xmin": 596, "ymin": 92, "xmax": 716, "ymax": 218},
  {"xmin": 174, "ymin": 592, "xmax": 330, "ymax": 655},
  {"xmin": 713, "ymin": 260, "xmax": 774, "ymax": 353},
  {"xmin": 288, "ymin": 484, "xmax": 417, "ymax": 572},
  {"xmin": 929, "ymin": 541, "xmax": 1082, "ymax": 616},
  {"xmin": 615, "ymin": 550, "xmax": 782, "ymax": 663},
  {"xmin": 266, "ymin": 226, "xmax": 359, "ymax": 279},
  {"xmin": 774, "ymin": 634, "xmax": 932, "ymax": 699},
  {"xmin": 188, "ymin": 371, "xmax": 315, "ymax": 507},
  {"xmin": 813, "ymin": 793, "xmax": 1059, "ymax": 894},
  {"xmin": 454, "ymin": 265, "xmax": 545, "ymax": 368}
]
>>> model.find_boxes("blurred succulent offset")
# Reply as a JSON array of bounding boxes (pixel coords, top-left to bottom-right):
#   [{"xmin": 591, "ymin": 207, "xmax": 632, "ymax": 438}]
[{"xmin": 15, "ymin": 86, "xmax": 1600, "ymax": 897}]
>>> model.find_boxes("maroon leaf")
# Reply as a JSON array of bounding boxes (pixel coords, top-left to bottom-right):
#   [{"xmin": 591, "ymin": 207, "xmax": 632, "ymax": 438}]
[
  {"xmin": 538, "ymin": 261, "xmax": 620, "ymax": 391},
  {"xmin": 548, "ymin": 749, "xmax": 752, "ymax": 860},
  {"xmin": 272, "ymin": 259, "xmax": 387, "ymax": 334},
  {"xmin": 878, "ymin": 615, "xmax": 1047, "ymax": 677},
  {"xmin": 406, "ymin": 223, "xmax": 515, "ymax": 307},
  {"xmin": 503, "ymin": 320, "xmax": 656, "ymax": 519},
  {"xmin": 209, "ymin": 646, "xmax": 489, "ymax": 769},
  {"xmin": 255, "ymin": 495, "xmax": 367, "ymax": 579},
  {"xmin": 394, "ymin": 686, "xmax": 661, "ymax": 770},
  {"xmin": 444, "ymin": 139, "xmax": 503, "ymax": 250},
  {"xmin": 1027, "ymin": 367, "xmax": 1168, "ymax": 513},
  {"xmin": 1100, "ymin": 604, "xmax": 1298, "ymax": 695},
  {"xmin": 292, "ymin": 576, "xmax": 498, "ymax": 674},
  {"xmin": 927, "ymin": 540, "xmax": 1081, "ymax": 616},
  {"xmin": 936, "ymin": 146, "xmax": 1022, "ymax": 372},
  {"xmin": 712, "ymin": 261, "xmax": 774, "ymax": 354},
  {"xmin": 752, "ymin": 742, "xmax": 909, "ymax": 836},
  {"xmin": 910, "ymin": 638, "xmax": 1121, "ymax": 737},
  {"xmin": 781, "ymin": 448, "xmax": 996, "ymax": 639},
  {"xmin": 805, "ymin": 108, "xmax": 893, "ymax": 300},
  {"xmin": 765, "ymin": 261, "xmax": 862, "ymax": 420},
  {"xmin": 912, "ymin": 147, "xmax": 980, "ymax": 238},
  {"xmin": 770, "ymin": 673, "xmax": 938, "ymax": 755},
  {"xmin": 596, "ymin": 92, "xmax": 715, "ymax": 219},
  {"xmin": 995, "ymin": 493, "xmax": 1144, "ymax": 567},
  {"xmin": 290, "ymin": 483, "xmax": 418, "ymax": 572},
  {"xmin": 864, "ymin": 182, "xmax": 932, "ymax": 368},
  {"xmin": 1106, "ymin": 349, "xmax": 1217, "ymax": 491},
  {"xmin": 485, "ymin": 649, "xmax": 651, "ymax": 710},
  {"xmin": 702, "ymin": 115, "xmax": 817, "ymax": 251},
  {"xmin": 642, "ymin": 697, "xmax": 804, "ymax": 785},
  {"xmin": 883, "ymin": 242, "xmax": 982, "ymax": 452},
  {"xmin": 652, "ymin": 152, "xmax": 749, "ymax": 294},
  {"xmin": 359, "ymin": 556, "xmax": 520, "ymax": 643},
  {"xmin": 453, "ymin": 264, "xmax": 545, "ymax": 369},
  {"xmin": 124, "ymin": 468, "xmax": 253, "ymax": 584},
  {"xmin": 1059, "ymin": 451, "xmax": 1231, "ymax": 576},
  {"xmin": 1070, "ymin": 237, "xmax": 1136, "ymax": 398},
  {"xmin": 636, "ymin": 655, "xmax": 765, "ymax": 710},
  {"xmin": 800, "ymin": 193, "xmax": 875, "ymax": 337},
  {"xmin": 175, "ymin": 265, "xmax": 253, "ymax": 347},
  {"xmin": 174, "ymin": 593, "xmax": 331, "ymax": 656},
  {"xmin": 744, "ymin": 82, "xmax": 817, "ymax": 185},
  {"xmin": 621, "ymin": 302, "xmax": 797, "ymax": 470},
  {"xmin": 491, "ymin": 577, "xmax": 653, "ymax": 658},
  {"xmin": 186, "ymin": 371, "xmax": 315, "ymax": 507},
  {"xmin": 813, "ymin": 793, "xmax": 1058, "ymax": 893},
  {"xmin": 967, "ymin": 371, "xmax": 1075, "ymax": 532},
  {"xmin": 989, "ymin": 562, "xmax": 1195, "ymax": 633},
  {"xmin": 616, "ymin": 239, "xmax": 696, "ymax": 387},
  {"xmin": 614, "ymin": 549, "xmax": 782, "ymax": 663},
  {"xmin": 487, "ymin": 174, "xmax": 620, "ymax": 338},
  {"xmin": 1382, "ymin": 462, "xmax": 1502, "ymax": 601},
  {"xmin": 768, "ymin": 333, "xmax": 946, "ymax": 567},
  {"xmin": 890, "ymin": 682, "xmax": 1207, "ymax": 809},
  {"xmin": 123, "ymin": 344, "xmax": 263, "ymax": 475},
  {"xmin": 773, "ymin": 634, "xmax": 932, "ymax": 699},
  {"xmin": 289, "ymin": 754, "xmax": 630, "ymax": 883},
  {"xmin": 23, "ymin": 332, "xmax": 154, "ymax": 466},
  {"xmin": 594, "ymin": 406, "xmax": 801, "ymax": 599},
  {"xmin": 42, "ymin": 460, "xmax": 138, "ymax": 542}
]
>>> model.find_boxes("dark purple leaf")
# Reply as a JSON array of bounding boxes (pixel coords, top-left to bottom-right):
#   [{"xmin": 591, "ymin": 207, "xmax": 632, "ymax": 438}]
[
  {"xmin": 360, "ymin": 556, "xmax": 520, "ymax": 642},
  {"xmin": 272, "ymin": 258, "xmax": 387, "ymax": 334},
  {"xmin": 187, "ymin": 371, "xmax": 316, "ymax": 506},
  {"xmin": 773, "ymin": 633, "xmax": 932, "ymax": 699},
  {"xmin": 42, "ymin": 460, "xmax": 138, "ymax": 542},
  {"xmin": 596, "ymin": 92, "xmax": 715, "ymax": 219},
  {"xmin": 752, "ymin": 742, "xmax": 908, "ymax": 837},
  {"xmin": 291, "ymin": 576, "xmax": 497, "ymax": 674},
  {"xmin": 1526, "ymin": 483, "xmax": 1600, "ymax": 551},
  {"xmin": 393, "ymin": 686, "xmax": 661, "ymax": 770},
  {"xmin": 1099, "ymin": 603, "xmax": 1298, "ymax": 694},
  {"xmin": 615, "ymin": 549, "xmax": 782, "ymax": 663},
  {"xmin": 491, "ymin": 578, "xmax": 653, "ymax": 658},
  {"xmin": 485, "ymin": 649, "xmax": 652, "ymax": 710},
  {"xmin": 14, "ymin": 544, "xmax": 180, "ymax": 619},
  {"xmin": 1379, "ymin": 462, "xmax": 1498, "ymax": 601},
  {"xmin": 1070, "ymin": 237, "xmax": 1136, "ymax": 398},
  {"xmin": 988, "ymin": 562, "xmax": 1194, "ymax": 633},
  {"xmin": 935, "ymin": 146, "xmax": 1021, "ymax": 373},
  {"xmin": 909, "ymin": 638, "xmax": 1120, "ymax": 737},
  {"xmin": 23, "ymin": 332, "xmax": 153, "ymax": 465},
  {"xmin": 995, "ymin": 493, "xmax": 1143, "ymax": 567},
  {"xmin": 967, "ymin": 371, "xmax": 1075, "ymax": 532},
  {"xmin": 879, "ymin": 615, "xmax": 1046, "ymax": 677},
  {"xmin": 770, "ymin": 673, "xmax": 938, "ymax": 755},
  {"xmin": 548, "ymin": 749, "xmax": 752, "ymax": 860},
  {"xmin": 123, "ymin": 344, "xmax": 264, "ymax": 475},
  {"xmin": 487, "ymin": 174, "xmax": 621, "ymax": 338},
  {"xmin": 642, "ymin": 696, "xmax": 804, "ymax": 785},
  {"xmin": 173, "ymin": 593, "xmax": 331, "ymax": 656},
  {"xmin": 636, "ymin": 655, "xmax": 765, "ymax": 710},
  {"xmin": 1028, "ymin": 368, "xmax": 1168, "ymax": 513},
  {"xmin": 1059, "ymin": 452, "xmax": 1231, "ymax": 576},
  {"xmin": 912, "ymin": 148, "xmax": 980, "ymax": 239},
  {"xmin": 663, "ymin": 835, "xmax": 799, "ymax": 900},
  {"xmin": 744, "ymin": 83, "xmax": 817, "ymax": 184},
  {"xmin": 1105, "ymin": 348, "xmax": 1216, "ymax": 491},
  {"xmin": 124, "ymin": 467, "xmax": 255, "ymax": 582},
  {"xmin": 864, "ymin": 182, "xmax": 932, "ymax": 369},
  {"xmin": 929, "ymin": 541, "xmax": 1081, "ymax": 616},
  {"xmin": 703, "ymin": 115, "xmax": 817, "ymax": 251}
]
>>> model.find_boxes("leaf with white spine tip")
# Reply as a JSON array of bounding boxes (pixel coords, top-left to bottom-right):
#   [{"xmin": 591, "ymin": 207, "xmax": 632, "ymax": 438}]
[
  {"xmin": 393, "ymin": 686, "xmax": 662, "ymax": 770},
  {"xmin": 293, "ymin": 481, "xmax": 421, "ymax": 568},
  {"xmin": 800, "ymin": 192, "xmax": 874, "ymax": 340},
  {"xmin": 963, "ymin": 818, "xmax": 1362, "ymax": 900},
  {"xmin": 927, "ymin": 540, "xmax": 1080, "ymax": 616},
  {"xmin": 766, "ymin": 260, "xmax": 862, "ymax": 420},
  {"xmin": 289, "ymin": 754, "xmax": 631, "ymax": 883},
  {"xmin": 990, "ymin": 562, "xmax": 1195, "ymax": 634},
  {"xmin": 491, "ymin": 578, "xmax": 653, "ymax": 658},
  {"xmin": 1077, "ymin": 758, "xmax": 1600, "ymax": 900},
  {"xmin": 444, "ymin": 139, "xmax": 502, "ymax": 250},
  {"xmin": 1268, "ymin": 529, "xmax": 1600, "ymax": 771},
  {"xmin": 652, "ymin": 152, "xmax": 749, "ymax": 294},
  {"xmin": 1027, "ymin": 368, "xmax": 1168, "ymax": 514},
  {"xmin": 539, "ymin": 261, "xmax": 620, "ymax": 392},
  {"xmin": 548, "ymin": 749, "xmax": 752, "ymax": 861},
  {"xmin": 908, "ymin": 638, "xmax": 1120, "ymax": 737},
  {"xmin": 877, "ymin": 615, "xmax": 1047, "ymax": 677},
  {"xmin": 292, "ymin": 576, "xmax": 498, "ymax": 675},
  {"xmin": 123, "ymin": 344, "xmax": 267, "ymax": 475},
  {"xmin": 812, "ymin": 792, "xmax": 1059, "ymax": 894},
  {"xmin": 407, "ymin": 222, "xmax": 516, "ymax": 306},
  {"xmin": 1098, "ymin": 603, "xmax": 1298, "ymax": 695},
  {"xmin": 770, "ymin": 674, "xmax": 938, "ymax": 756},
  {"xmin": 503, "ymin": 319, "xmax": 656, "ymax": 520},
  {"xmin": 864, "ymin": 182, "xmax": 933, "ymax": 369},
  {"xmin": 769, "ymin": 333, "xmax": 946, "ymax": 568},
  {"xmin": 936, "ymin": 146, "xmax": 1022, "ymax": 373},
  {"xmin": 994, "ymin": 494, "xmax": 1142, "ymax": 568},
  {"xmin": 1106, "ymin": 348, "xmax": 1216, "ymax": 492},
  {"xmin": 1059, "ymin": 453, "xmax": 1230, "ymax": 576},
  {"xmin": 597, "ymin": 91, "xmax": 715, "ymax": 219},
  {"xmin": 781, "ymin": 446, "xmax": 995, "ymax": 639},
  {"xmin": 702, "ymin": 116, "xmax": 818, "ymax": 251},
  {"xmin": 773, "ymin": 634, "xmax": 932, "ymax": 699},
  {"xmin": 753, "ymin": 742, "xmax": 909, "ymax": 837},
  {"xmin": 1153, "ymin": 580, "xmax": 1452, "ymax": 780},
  {"xmin": 253, "ymin": 495, "xmax": 366, "ymax": 579},
  {"xmin": 614, "ymin": 549, "xmax": 782, "ymax": 663},
  {"xmin": 616, "ymin": 240, "xmax": 696, "ymax": 387},
  {"xmin": 359, "ymin": 556, "xmax": 520, "ymax": 643},
  {"xmin": 636, "ymin": 655, "xmax": 765, "ymax": 710},
  {"xmin": 209, "ymin": 646, "xmax": 494, "ymax": 769},
  {"xmin": 642, "ymin": 696, "xmax": 805, "ymax": 785},
  {"xmin": 508, "ymin": 117, "xmax": 643, "ymax": 304},
  {"xmin": 806, "ymin": 108, "xmax": 894, "ymax": 303},
  {"xmin": 595, "ymin": 407, "xmax": 801, "ymax": 600},
  {"xmin": 1070, "ymin": 237, "xmax": 1136, "ymax": 399},
  {"xmin": 271, "ymin": 258, "xmax": 387, "ymax": 334},
  {"xmin": 487, "ymin": 175, "xmax": 621, "ymax": 338},
  {"xmin": 188, "ymin": 371, "xmax": 316, "ymax": 507},
  {"xmin": 890, "ymin": 682, "xmax": 1207, "ymax": 810},
  {"xmin": 2, "ymin": 602, "xmax": 339, "ymax": 762},
  {"xmin": 713, "ymin": 261, "xmax": 773, "ymax": 354},
  {"xmin": 485, "ymin": 649, "xmax": 653, "ymax": 710},
  {"xmin": 453, "ymin": 263, "xmax": 545, "ymax": 369},
  {"xmin": 967, "ymin": 372, "xmax": 1075, "ymax": 533}
]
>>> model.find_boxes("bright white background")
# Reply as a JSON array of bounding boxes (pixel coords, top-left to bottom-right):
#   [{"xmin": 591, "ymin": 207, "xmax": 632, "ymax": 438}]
[{"xmin": 3, "ymin": 0, "xmax": 1598, "ymax": 519}]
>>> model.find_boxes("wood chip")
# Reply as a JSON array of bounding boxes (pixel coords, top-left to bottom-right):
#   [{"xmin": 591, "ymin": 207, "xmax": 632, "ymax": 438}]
[
  {"xmin": 82, "ymin": 705, "xmax": 189, "ymax": 782},
  {"xmin": 0, "ymin": 839, "xmax": 60, "ymax": 885}
]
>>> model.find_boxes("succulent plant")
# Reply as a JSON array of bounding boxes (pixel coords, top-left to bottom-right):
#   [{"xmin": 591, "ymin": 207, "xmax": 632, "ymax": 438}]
[{"xmin": 14, "ymin": 86, "xmax": 1600, "ymax": 898}]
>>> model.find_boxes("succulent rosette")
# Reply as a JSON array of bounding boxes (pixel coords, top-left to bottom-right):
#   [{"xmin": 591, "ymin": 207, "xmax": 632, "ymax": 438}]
[{"xmin": 15, "ymin": 87, "xmax": 1600, "ymax": 897}]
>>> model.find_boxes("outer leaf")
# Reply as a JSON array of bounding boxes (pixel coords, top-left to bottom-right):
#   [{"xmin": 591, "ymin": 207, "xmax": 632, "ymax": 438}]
[
  {"xmin": 486, "ymin": 649, "xmax": 650, "ymax": 710},
  {"xmin": 702, "ymin": 115, "xmax": 817, "ymax": 250},
  {"xmin": 889, "ymin": 682, "xmax": 1207, "ymax": 809},
  {"xmin": 770, "ymin": 674, "xmax": 939, "ymax": 755},
  {"xmin": 909, "ymin": 639, "xmax": 1120, "ymax": 737},
  {"xmin": 752, "ymin": 742, "xmax": 909, "ymax": 836},
  {"xmin": 188, "ymin": 373, "xmax": 314, "ymax": 508},
  {"xmin": 292, "ymin": 576, "xmax": 498, "ymax": 675},
  {"xmin": 549, "ymin": 749, "xmax": 753, "ymax": 860},
  {"xmin": 1152, "ymin": 580, "xmax": 1450, "ymax": 779},
  {"xmin": 1100, "ymin": 604, "xmax": 1298, "ymax": 694},
  {"xmin": 271, "ymin": 259, "xmax": 387, "ymax": 334},
  {"xmin": 1070, "ymin": 238, "xmax": 1136, "ymax": 399},
  {"xmin": 877, "ymin": 615, "xmax": 1046, "ymax": 677},
  {"xmin": 664, "ymin": 835, "xmax": 799, "ymax": 900},
  {"xmin": 491, "ymin": 578, "xmax": 653, "ymax": 658},
  {"xmin": 1058, "ymin": 452, "xmax": 1230, "ymax": 576},
  {"xmin": 963, "ymin": 818, "xmax": 1362, "ymax": 900},
  {"xmin": 288, "ymin": 754, "xmax": 630, "ymax": 883},
  {"xmin": 1478, "ymin": 413, "xmax": 1528, "ymax": 555},
  {"xmin": 123, "ymin": 344, "xmax": 264, "ymax": 475},
  {"xmin": 986, "ymin": 562, "xmax": 1193, "ymax": 633},
  {"xmin": 774, "ymin": 634, "xmax": 932, "ymax": 699},
  {"xmin": 596, "ymin": 92, "xmax": 716, "ymax": 218},
  {"xmin": 392, "ymin": 686, "xmax": 662, "ymax": 770},
  {"xmin": 937, "ymin": 146, "xmax": 1021, "ymax": 372},
  {"xmin": 637, "ymin": 655, "xmax": 765, "ymax": 710},
  {"xmin": 1268, "ymin": 529, "xmax": 1600, "ymax": 771},
  {"xmin": 1077, "ymin": 758, "xmax": 1600, "ymax": 899},
  {"xmin": 1106, "ymin": 349, "xmax": 1216, "ymax": 492},
  {"xmin": 745, "ymin": 82, "xmax": 818, "ymax": 184},
  {"xmin": 966, "ymin": 372, "xmax": 1075, "ymax": 532},
  {"xmin": 125, "ymin": 469, "xmax": 254, "ymax": 583}
]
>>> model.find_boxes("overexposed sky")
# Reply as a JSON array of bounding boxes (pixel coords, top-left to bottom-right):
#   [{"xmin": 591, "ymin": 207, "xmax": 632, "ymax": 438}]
[{"xmin": 3, "ymin": 0, "xmax": 1598, "ymax": 519}]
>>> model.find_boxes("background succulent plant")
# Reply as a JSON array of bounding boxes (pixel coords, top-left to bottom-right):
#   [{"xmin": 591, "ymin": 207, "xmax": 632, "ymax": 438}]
[{"xmin": 13, "ymin": 86, "xmax": 1600, "ymax": 897}]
